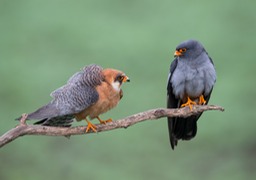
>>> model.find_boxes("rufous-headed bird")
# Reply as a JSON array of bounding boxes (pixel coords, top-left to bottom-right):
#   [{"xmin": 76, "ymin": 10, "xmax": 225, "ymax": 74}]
[{"xmin": 17, "ymin": 64, "xmax": 130, "ymax": 132}]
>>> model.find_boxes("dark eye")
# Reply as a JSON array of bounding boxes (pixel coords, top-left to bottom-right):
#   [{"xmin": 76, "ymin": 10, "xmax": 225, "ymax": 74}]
[
  {"xmin": 179, "ymin": 48, "xmax": 187, "ymax": 53},
  {"xmin": 116, "ymin": 75, "xmax": 124, "ymax": 82}
]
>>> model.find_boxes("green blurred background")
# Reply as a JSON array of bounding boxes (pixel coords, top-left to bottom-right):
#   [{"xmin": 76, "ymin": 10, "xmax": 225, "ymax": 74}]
[{"xmin": 0, "ymin": 0, "xmax": 255, "ymax": 179}]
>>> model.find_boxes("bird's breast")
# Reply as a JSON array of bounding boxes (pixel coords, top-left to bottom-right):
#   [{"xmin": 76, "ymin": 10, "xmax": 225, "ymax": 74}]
[
  {"xmin": 171, "ymin": 60, "xmax": 216, "ymax": 99},
  {"xmin": 78, "ymin": 82, "xmax": 121, "ymax": 120}
]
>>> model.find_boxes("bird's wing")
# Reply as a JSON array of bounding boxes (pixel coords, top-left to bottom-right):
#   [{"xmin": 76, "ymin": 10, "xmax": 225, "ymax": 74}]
[
  {"xmin": 24, "ymin": 64, "xmax": 103, "ymax": 126},
  {"xmin": 206, "ymin": 51, "xmax": 215, "ymax": 66},
  {"xmin": 50, "ymin": 64, "xmax": 103, "ymax": 116},
  {"xmin": 51, "ymin": 84, "xmax": 100, "ymax": 115},
  {"xmin": 167, "ymin": 58, "xmax": 180, "ymax": 149},
  {"xmin": 167, "ymin": 58, "xmax": 179, "ymax": 109},
  {"xmin": 29, "ymin": 84, "xmax": 100, "ymax": 127},
  {"xmin": 203, "ymin": 53, "xmax": 215, "ymax": 103}
]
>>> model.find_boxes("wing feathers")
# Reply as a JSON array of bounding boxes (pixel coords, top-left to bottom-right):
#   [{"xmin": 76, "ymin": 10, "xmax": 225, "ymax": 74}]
[
  {"xmin": 17, "ymin": 64, "xmax": 103, "ymax": 127},
  {"xmin": 26, "ymin": 102, "xmax": 59, "ymax": 120}
]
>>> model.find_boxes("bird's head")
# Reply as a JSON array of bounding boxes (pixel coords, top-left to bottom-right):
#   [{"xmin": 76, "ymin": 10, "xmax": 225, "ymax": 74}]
[
  {"xmin": 102, "ymin": 69, "xmax": 130, "ymax": 91},
  {"xmin": 174, "ymin": 39, "xmax": 205, "ymax": 59}
]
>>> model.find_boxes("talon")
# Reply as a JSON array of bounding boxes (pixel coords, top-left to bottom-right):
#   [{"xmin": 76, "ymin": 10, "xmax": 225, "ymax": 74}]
[
  {"xmin": 199, "ymin": 95, "xmax": 206, "ymax": 105},
  {"xmin": 97, "ymin": 116, "xmax": 112, "ymax": 124},
  {"xmin": 181, "ymin": 97, "xmax": 196, "ymax": 110},
  {"xmin": 85, "ymin": 119, "xmax": 97, "ymax": 133}
]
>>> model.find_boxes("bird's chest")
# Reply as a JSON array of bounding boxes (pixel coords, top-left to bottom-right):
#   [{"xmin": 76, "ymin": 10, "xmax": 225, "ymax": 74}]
[
  {"xmin": 85, "ymin": 84, "xmax": 121, "ymax": 119},
  {"xmin": 171, "ymin": 62, "xmax": 207, "ymax": 99}
]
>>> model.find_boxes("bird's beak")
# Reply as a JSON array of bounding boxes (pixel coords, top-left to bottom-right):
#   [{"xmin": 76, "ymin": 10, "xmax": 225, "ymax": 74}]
[
  {"xmin": 122, "ymin": 76, "xmax": 130, "ymax": 83},
  {"xmin": 174, "ymin": 50, "xmax": 182, "ymax": 57}
]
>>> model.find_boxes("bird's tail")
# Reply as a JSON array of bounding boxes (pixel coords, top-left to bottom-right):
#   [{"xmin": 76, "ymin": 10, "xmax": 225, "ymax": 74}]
[
  {"xmin": 27, "ymin": 102, "xmax": 60, "ymax": 120},
  {"xmin": 33, "ymin": 115, "xmax": 74, "ymax": 127},
  {"xmin": 181, "ymin": 116, "xmax": 198, "ymax": 140},
  {"xmin": 168, "ymin": 116, "xmax": 198, "ymax": 149},
  {"xmin": 16, "ymin": 102, "xmax": 74, "ymax": 127}
]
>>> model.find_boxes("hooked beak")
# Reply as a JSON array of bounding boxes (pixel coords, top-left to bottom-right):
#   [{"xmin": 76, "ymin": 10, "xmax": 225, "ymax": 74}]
[
  {"xmin": 122, "ymin": 76, "xmax": 130, "ymax": 83},
  {"xmin": 174, "ymin": 50, "xmax": 182, "ymax": 57}
]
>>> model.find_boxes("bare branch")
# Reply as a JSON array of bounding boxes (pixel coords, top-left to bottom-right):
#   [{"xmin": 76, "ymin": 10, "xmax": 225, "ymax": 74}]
[{"xmin": 0, "ymin": 105, "xmax": 224, "ymax": 148}]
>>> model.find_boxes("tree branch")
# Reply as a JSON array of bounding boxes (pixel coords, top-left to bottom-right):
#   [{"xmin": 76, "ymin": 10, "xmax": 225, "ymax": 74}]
[{"xmin": 0, "ymin": 105, "xmax": 224, "ymax": 148}]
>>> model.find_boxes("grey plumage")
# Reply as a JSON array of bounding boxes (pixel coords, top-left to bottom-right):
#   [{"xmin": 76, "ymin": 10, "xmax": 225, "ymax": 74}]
[
  {"xmin": 18, "ymin": 64, "xmax": 103, "ymax": 127},
  {"xmin": 167, "ymin": 40, "xmax": 216, "ymax": 149}
]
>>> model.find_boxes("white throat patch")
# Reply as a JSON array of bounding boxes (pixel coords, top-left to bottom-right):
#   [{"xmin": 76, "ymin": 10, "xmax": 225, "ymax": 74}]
[{"xmin": 111, "ymin": 81, "xmax": 121, "ymax": 92}]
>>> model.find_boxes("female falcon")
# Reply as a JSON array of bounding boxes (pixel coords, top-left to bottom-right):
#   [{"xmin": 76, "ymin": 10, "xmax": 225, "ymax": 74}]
[{"xmin": 18, "ymin": 64, "xmax": 130, "ymax": 132}]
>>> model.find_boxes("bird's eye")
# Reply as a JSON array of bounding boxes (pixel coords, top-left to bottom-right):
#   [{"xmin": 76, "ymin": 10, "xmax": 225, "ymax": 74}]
[
  {"xmin": 179, "ymin": 48, "xmax": 187, "ymax": 53},
  {"xmin": 117, "ymin": 75, "xmax": 124, "ymax": 82}
]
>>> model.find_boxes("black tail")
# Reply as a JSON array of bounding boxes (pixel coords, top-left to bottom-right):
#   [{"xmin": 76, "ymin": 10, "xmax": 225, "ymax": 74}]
[{"xmin": 168, "ymin": 115, "xmax": 199, "ymax": 150}]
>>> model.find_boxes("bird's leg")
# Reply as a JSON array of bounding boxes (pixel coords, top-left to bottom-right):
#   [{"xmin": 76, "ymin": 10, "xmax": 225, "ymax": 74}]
[
  {"xmin": 96, "ymin": 116, "xmax": 113, "ymax": 124},
  {"xmin": 199, "ymin": 95, "xmax": 206, "ymax": 105},
  {"xmin": 181, "ymin": 97, "xmax": 197, "ymax": 110},
  {"xmin": 85, "ymin": 119, "xmax": 97, "ymax": 133}
]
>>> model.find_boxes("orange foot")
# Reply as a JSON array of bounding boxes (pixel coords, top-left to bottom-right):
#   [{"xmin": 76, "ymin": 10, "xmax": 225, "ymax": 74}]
[
  {"xmin": 85, "ymin": 119, "xmax": 97, "ymax": 133},
  {"xmin": 181, "ymin": 97, "xmax": 197, "ymax": 110},
  {"xmin": 96, "ymin": 116, "xmax": 113, "ymax": 124},
  {"xmin": 199, "ymin": 95, "xmax": 206, "ymax": 105}
]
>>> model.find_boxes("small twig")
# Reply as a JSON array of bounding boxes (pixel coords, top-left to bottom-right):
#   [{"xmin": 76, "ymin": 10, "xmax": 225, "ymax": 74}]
[
  {"xmin": 20, "ymin": 114, "xmax": 28, "ymax": 126},
  {"xmin": 0, "ymin": 105, "xmax": 224, "ymax": 148}
]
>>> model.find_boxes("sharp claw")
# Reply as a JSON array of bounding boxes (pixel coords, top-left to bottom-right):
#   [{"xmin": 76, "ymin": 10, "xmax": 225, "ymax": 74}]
[
  {"xmin": 96, "ymin": 117, "xmax": 113, "ymax": 124},
  {"xmin": 199, "ymin": 95, "xmax": 206, "ymax": 105},
  {"xmin": 105, "ymin": 119, "xmax": 113, "ymax": 123},
  {"xmin": 85, "ymin": 119, "xmax": 97, "ymax": 133},
  {"xmin": 181, "ymin": 97, "xmax": 196, "ymax": 110}
]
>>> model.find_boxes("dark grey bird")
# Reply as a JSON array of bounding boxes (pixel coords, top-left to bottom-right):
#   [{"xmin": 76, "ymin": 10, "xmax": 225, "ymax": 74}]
[{"xmin": 167, "ymin": 40, "xmax": 216, "ymax": 149}]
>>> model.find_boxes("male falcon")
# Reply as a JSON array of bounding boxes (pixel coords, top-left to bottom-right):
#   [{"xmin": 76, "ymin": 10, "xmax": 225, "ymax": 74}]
[
  {"xmin": 167, "ymin": 40, "xmax": 216, "ymax": 149},
  {"xmin": 17, "ymin": 64, "xmax": 130, "ymax": 132}
]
